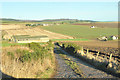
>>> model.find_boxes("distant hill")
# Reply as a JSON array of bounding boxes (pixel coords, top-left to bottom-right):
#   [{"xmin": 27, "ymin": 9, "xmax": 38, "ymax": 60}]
[
  {"xmin": 0, "ymin": 18, "xmax": 96, "ymax": 22},
  {"xmin": 0, "ymin": 18, "xmax": 41, "ymax": 22}
]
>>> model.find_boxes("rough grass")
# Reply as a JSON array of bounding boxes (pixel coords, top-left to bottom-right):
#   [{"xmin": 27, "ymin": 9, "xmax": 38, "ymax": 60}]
[
  {"xmin": 2, "ymin": 41, "xmax": 55, "ymax": 78},
  {"xmin": 41, "ymin": 24, "xmax": 118, "ymax": 40},
  {"xmin": 36, "ymin": 67, "xmax": 54, "ymax": 78}
]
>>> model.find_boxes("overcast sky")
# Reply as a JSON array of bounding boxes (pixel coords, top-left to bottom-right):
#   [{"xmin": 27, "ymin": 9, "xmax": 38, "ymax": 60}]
[{"xmin": 1, "ymin": 1, "xmax": 118, "ymax": 21}]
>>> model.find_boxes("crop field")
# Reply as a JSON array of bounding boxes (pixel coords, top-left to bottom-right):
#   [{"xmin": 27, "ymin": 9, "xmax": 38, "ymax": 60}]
[
  {"xmin": 1, "ymin": 24, "xmax": 27, "ymax": 30},
  {"xmin": 41, "ymin": 24, "xmax": 118, "ymax": 40},
  {"xmin": 1, "ymin": 24, "xmax": 73, "ymax": 39}
]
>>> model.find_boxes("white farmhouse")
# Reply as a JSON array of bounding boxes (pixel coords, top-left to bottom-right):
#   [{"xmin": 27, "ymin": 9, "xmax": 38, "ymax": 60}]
[
  {"xmin": 111, "ymin": 36, "xmax": 118, "ymax": 40},
  {"xmin": 43, "ymin": 24, "xmax": 49, "ymax": 26},
  {"xmin": 90, "ymin": 26, "xmax": 95, "ymax": 28}
]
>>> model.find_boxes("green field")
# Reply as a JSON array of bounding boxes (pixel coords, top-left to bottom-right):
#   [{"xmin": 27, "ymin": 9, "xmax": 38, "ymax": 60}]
[
  {"xmin": 2, "ymin": 41, "xmax": 27, "ymax": 47},
  {"xmin": 2, "ymin": 41, "xmax": 46, "ymax": 47},
  {"xmin": 41, "ymin": 24, "xmax": 118, "ymax": 40},
  {"xmin": 51, "ymin": 39, "xmax": 89, "ymax": 41}
]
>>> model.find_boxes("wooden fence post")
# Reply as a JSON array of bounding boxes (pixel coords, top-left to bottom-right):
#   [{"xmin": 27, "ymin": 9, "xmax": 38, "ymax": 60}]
[
  {"xmin": 87, "ymin": 49, "xmax": 89, "ymax": 55},
  {"xmin": 109, "ymin": 54, "xmax": 112, "ymax": 62},
  {"xmin": 81, "ymin": 46, "xmax": 84, "ymax": 55}
]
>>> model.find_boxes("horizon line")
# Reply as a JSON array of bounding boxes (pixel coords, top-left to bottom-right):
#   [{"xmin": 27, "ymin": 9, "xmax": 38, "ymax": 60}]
[{"xmin": 1, "ymin": 17, "xmax": 118, "ymax": 22}]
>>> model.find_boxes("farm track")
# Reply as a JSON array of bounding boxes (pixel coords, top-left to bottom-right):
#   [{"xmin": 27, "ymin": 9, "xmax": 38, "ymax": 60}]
[
  {"xmin": 54, "ymin": 45, "xmax": 116, "ymax": 78},
  {"xmin": 54, "ymin": 48, "xmax": 81, "ymax": 78}
]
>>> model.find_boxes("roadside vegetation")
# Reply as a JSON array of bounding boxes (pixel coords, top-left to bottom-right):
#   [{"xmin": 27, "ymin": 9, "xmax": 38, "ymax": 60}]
[{"xmin": 2, "ymin": 41, "xmax": 55, "ymax": 78}]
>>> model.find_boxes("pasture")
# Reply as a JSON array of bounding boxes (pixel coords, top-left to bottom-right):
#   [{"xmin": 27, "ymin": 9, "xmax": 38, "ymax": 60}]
[{"xmin": 41, "ymin": 24, "xmax": 118, "ymax": 40}]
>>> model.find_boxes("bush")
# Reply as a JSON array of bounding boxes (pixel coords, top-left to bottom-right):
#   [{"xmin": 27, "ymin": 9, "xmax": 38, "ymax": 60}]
[
  {"xmin": 61, "ymin": 42, "xmax": 81, "ymax": 54},
  {"xmin": 19, "ymin": 42, "xmax": 54, "ymax": 62}
]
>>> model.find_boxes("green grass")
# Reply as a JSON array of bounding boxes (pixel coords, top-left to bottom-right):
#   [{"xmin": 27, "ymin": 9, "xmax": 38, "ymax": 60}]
[
  {"xmin": 41, "ymin": 24, "xmax": 118, "ymax": 40},
  {"xmin": 2, "ymin": 41, "xmax": 26, "ymax": 47},
  {"xmin": 2, "ymin": 41, "xmax": 46, "ymax": 47},
  {"xmin": 51, "ymin": 38, "xmax": 89, "ymax": 41}
]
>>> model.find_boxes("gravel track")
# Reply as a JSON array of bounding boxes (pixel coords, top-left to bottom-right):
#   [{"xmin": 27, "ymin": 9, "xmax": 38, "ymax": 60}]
[
  {"xmin": 54, "ymin": 45, "xmax": 116, "ymax": 78},
  {"xmin": 54, "ymin": 47, "xmax": 81, "ymax": 78}
]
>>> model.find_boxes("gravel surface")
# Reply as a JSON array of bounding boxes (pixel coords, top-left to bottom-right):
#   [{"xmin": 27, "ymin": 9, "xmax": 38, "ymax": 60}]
[
  {"xmin": 54, "ymin": 45, "xmax": 116, "ymax": 78},
  {"xmin": 54, "ymin": 48, "xmax": 81, "ymax": 78}
]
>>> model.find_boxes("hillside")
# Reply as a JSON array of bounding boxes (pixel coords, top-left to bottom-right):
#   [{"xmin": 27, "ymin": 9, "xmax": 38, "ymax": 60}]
[{"xmin": 0, "ymin": 18, "xmax": 96, "ymax": 23}]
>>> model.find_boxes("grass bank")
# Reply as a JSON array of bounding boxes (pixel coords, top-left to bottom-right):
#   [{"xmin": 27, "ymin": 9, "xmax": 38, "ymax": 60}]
[{"xmin": 2, "ymin": 41, "xmax": 56, "ymax": 78}]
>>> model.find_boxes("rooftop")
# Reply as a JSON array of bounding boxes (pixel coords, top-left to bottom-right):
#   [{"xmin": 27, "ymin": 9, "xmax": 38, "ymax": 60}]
[{"xmin": 12, "ymin": 35, "xmax": 48, "ymax": 40}]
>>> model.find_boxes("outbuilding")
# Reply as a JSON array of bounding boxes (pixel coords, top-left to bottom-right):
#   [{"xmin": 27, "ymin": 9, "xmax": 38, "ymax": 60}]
[
  {"xmin": 110, "ymin": 36, "xmax": 118, "ymax": 40},
  {"xmin": 11, "ymin": 35, "xmax": 49, "ymax": 43},
  {"xmin": 90, "ymin": 26, "xmax": 95, "ymax": 28}
]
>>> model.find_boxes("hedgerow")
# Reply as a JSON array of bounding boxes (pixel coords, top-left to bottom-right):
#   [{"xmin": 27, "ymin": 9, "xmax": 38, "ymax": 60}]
[{"xmin": 57, "ymin": 42, "xmax": 81, "ymax": 54}]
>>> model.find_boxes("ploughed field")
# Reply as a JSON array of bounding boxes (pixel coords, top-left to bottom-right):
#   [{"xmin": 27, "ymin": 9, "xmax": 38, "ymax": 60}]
[
  {"xmin": 72, "ymin": 22, "xmax": 118, "ymax": 28},
  {"xmin": 41, "ymin": 23, "xmax": 118, "ymax": 40}
]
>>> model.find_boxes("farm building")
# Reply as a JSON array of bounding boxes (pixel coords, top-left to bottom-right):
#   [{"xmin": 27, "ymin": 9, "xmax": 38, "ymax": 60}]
[
  {"xmin": 97, "ymin": 36, "xmax": 107, "ymax": 41},
  {"xmin": 90, "ymin": 26, "xmax": 95, "ymax": 28},
  {"xmin": 42, "ymin": 24, "xmax": 49, "ymax": 26},
  {"xmin": 110, "ymin": 36, "xmax": 118, "ymax": 40},
  {"xmin": 11, "ymin": 35, "xmax": 49, "ymax": 43}
]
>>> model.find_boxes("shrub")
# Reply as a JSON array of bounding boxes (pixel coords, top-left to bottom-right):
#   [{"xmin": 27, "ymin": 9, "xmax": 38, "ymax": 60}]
[
  {"xmin": 61, "ymin": 42, "xmax": 81, "ymax": 54},
  {"xmin": 19, "ymin": 42, "xmax": 54, "ymax": 62}
]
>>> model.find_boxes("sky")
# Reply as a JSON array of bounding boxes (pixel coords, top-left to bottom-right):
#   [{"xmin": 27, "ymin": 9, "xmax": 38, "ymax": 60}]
[{"xmin": 1, "ymin": 1, "xmax": 118, "ymax": 21}]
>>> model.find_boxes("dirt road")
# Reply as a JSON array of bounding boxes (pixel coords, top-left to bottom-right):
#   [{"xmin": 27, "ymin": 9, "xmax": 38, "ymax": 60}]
[{"xmin": 54, "ymin": 45, "xmax": 116, "ymax": 78}]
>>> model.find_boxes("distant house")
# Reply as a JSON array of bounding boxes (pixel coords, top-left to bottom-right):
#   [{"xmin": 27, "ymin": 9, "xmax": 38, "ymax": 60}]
[
  {"xmin": 42, "ymin": 24, "xmax": 49, "ymax": 26},
  {"xmin": 56, "ymin": 23, "xmax": 60, "ymax": 25},
  {"xmin": 11, "ymin": 35, "xmax": 49, "ymax": 43},
  {"xmin": 90, "ymin": 26, "xmax": 95, "ymax": 28},
  {"xmin": 97, "ymin": 36, "xmax": 107, "ymax": 41},
  {"xmin": 110, "ymin": 36, "xmax": 118, "ymax": 40}
]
